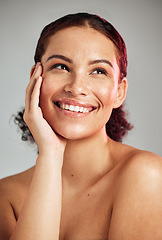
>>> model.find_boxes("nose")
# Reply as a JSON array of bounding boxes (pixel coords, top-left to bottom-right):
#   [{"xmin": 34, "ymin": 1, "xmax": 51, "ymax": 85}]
[{"xmin": 64, "ymin": 73, "xmax": 90, "ymax": 96}]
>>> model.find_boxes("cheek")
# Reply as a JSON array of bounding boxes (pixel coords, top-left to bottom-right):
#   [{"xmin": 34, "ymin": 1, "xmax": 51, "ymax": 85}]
[
  {"xmin": 41, "ymin": 82, "xmax": 52, "ymax": 98},
  {"xmin": 39, "ymin": 79, "xmax": 56, "ymax": 113},
  {"xmin": 94, "ymin": 82, "xmax": 118, "ymax": 106},
  {"xmin": 40, "ymin": 76, "xmax": 58, "ymax": 101}
]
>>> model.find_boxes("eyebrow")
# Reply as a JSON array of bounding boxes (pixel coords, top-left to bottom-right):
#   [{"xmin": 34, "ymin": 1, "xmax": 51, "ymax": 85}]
[
  {"xmin": 46, "ymin": 54, "xmax": 72, "ymax": 63},
  {"xmin": 89, "ymin": 59, "xmax": 114, "ymax": 69},
  {"xmin": 46, "ymin": 54, "xmax": 113, "ymax": 69}
]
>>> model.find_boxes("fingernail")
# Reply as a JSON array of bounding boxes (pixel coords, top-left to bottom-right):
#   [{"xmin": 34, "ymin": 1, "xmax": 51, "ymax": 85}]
[{"xmin": 36, "ymin": 62, "xmax": 41, "ymax": 68}]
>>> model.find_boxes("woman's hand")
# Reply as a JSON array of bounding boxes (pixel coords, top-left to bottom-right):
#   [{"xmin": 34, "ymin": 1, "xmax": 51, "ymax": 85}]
[
  {"xmin": 8, "ymin": 63, "xmax": 64, "ymax": 240},
  {"xmin": 24, "ymin": 62, "xmax": 66, "ymax": 162}
]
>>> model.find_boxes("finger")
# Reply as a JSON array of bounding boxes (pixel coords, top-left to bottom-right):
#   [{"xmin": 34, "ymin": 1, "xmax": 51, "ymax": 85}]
[
  {"xmin": 30, "ymin": 76, "xmax": 43, "ymax": 109},
  {"xmin": 31, "ymin": 62, "xmax": 42, "ymax": 80},
  {"xmin": 25, "ymin": 63, "xmax": 42, "ymax": 111},
  {"xmin": 28, "ymin": 63, "xmax": 42, "ymax": 93}
]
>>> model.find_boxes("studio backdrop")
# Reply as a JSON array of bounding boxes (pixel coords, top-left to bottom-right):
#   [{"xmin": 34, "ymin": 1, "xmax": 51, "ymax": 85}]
[{"xmin": 0, "ymin": 0, "xmax": 161, "ymax": 178}]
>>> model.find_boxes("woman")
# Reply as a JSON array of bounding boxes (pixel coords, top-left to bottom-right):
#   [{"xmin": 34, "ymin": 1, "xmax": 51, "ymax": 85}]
[{"xmin": 0, "ymin": 13, "xmax": 162, "ymax": 240}]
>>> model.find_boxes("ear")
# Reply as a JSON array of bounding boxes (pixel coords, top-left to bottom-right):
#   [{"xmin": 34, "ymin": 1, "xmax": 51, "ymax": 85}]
[
  {"xmin": 30, "ymin": 65, "xmax": 36, "ymax": 78},
  {"xmin": 113, "ymin": 77, "xmax": 128, "ymax": 108}
]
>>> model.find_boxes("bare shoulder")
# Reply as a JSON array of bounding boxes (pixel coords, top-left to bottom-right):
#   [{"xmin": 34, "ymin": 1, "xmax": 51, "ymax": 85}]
[
  {"xmin": 115, "ymin": 148, "xmax": 162, "ymax": 202},
  {"xmin": 109, "ymin": 149, "xmax": 162, "ymax": 239},
  {"xmin": 0, "ymin": 166, "xmax": 35, "ymax": 209},
  {"xmin": 0, "ymin": 166, "xmax": 35, "ymax": 211},
  {"xmin": 0, "ymin": 167, "xmax": 34, "ymax": 240},
  {"xmin": 118, "ymin": 149, "xmax": 162, "ymax": 185},
  {"xmin": 109, "ymin": 138, "xmax": 162, "ymax": 182},
  {"xmin": 0, "ymin": 166, "xmax": 34, "ymax": 196}
]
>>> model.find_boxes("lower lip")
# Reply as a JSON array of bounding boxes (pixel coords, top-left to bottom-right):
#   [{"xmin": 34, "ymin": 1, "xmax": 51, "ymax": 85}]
[{"xmin": 54, "ymin": 104, "xmax": 95, "ymax": 118}]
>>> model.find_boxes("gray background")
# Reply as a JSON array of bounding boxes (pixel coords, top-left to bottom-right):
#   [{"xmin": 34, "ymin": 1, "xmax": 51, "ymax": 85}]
[{"xmin": 0, "ymin": 0, "xmax": 162, "ymax": 179}]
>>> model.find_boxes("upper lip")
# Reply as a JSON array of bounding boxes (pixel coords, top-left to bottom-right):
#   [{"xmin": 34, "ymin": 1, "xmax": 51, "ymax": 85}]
[{"xmin": 53, "ymin": 98, "xmax": 98, "ymax": 110}]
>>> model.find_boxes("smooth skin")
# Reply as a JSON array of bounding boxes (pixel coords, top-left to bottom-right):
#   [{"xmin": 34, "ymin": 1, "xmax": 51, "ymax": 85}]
[{"xmin": 0, "ymin": 27, "xmax": 162, "ymax": 240}]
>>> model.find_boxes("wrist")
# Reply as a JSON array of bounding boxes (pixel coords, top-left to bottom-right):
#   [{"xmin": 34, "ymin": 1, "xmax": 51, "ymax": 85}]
[{"xmin": 37, "ymin": 149, "xmax": 64, "ymax": 169}]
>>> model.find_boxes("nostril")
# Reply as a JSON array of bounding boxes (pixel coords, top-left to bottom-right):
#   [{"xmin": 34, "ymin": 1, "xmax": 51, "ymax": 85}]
[{"xmin": 64, "ymin": 83, "xmax": 89, "ymax": 96}]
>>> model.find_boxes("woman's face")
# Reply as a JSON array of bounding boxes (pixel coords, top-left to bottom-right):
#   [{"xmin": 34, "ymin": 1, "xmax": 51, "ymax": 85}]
[{"xmin": 40, "ymin": 26, "xmax": 127, "ymax": 140}]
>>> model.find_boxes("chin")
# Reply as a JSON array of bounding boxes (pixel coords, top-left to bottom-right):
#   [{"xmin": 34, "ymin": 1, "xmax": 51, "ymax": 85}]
[{"xmin": 53, "ymin": 125, "xmax": 91, "ymax": 141}]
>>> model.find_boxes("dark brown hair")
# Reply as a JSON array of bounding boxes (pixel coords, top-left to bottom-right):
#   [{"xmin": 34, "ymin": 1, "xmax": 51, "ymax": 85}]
[{"xmin": 14, "ymin": 12, "xmax": 133, "ymax": 143}]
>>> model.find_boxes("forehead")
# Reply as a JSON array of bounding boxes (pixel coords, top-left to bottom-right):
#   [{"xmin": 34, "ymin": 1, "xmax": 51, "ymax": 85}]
[{"xmin": 42, "ymin": 26, "xmax": 118, "ymax": 65}]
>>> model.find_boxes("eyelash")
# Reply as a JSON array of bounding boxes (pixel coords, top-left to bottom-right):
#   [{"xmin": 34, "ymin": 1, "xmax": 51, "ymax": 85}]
[
  {"xmin": 92, "ymin": 68, "xmax": 108, "ymax": 76},
  {"xmin": 50, "ymin": 63, "xmax": 69, "ymax": 71},
  {"xmin": 49, "ymin": 64, "xmax": 108, "ymax": 76}
]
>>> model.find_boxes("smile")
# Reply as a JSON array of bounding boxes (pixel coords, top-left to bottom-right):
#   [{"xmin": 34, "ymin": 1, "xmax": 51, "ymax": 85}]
[
  {"xmin": 54, "ymin": 100, "xmax": 96, "ymax": 114},
  {"xmin": 56, "ymin": 102, "xmax": 92, "ymax": 113}
]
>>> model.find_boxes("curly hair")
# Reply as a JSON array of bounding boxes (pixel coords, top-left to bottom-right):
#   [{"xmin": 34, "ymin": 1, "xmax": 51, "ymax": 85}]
[{"xmin": 14, "ymin": 12, "xmax": 133, "ymax": 143}]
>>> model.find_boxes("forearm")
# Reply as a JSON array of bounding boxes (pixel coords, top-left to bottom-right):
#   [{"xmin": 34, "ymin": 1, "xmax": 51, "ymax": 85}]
[{"xmin": 10, "ymin": 152, "xmax": 63, "ymax": 240}]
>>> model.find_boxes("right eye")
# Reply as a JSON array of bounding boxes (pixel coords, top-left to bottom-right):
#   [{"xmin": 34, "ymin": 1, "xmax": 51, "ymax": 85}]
[{"xmin": 50, "ymin": 63, "xmax": 69, "ymax": 71}]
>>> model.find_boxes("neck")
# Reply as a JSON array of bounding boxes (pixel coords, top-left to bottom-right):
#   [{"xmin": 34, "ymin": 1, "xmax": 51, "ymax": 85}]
[{"xmin": 62, "ymin": 127, "xmax": 114, "ymax": 192}]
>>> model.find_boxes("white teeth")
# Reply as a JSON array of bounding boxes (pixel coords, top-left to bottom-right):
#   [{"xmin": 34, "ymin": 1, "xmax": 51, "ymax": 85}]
[
  {"xmin": 74, "ymin": 106, "xmax": 80, "ymax": 112},
  {"xmin": 69, "ymin": 105, "xmax": 75, "ymax": 111},
  {"xmin": 65, "ymin": 104, "xmax": 69, "ymax": 110},
  {"xmin": 80, "ymin": 107, "xmax": 84, "ymax": 112},
  {"xmin": 59, "ymin": 103, "xmax": 91, "ymax": 113},
  {"xmin": 62, "ymin": 103, "xmax": 65, "ymax": 109}
]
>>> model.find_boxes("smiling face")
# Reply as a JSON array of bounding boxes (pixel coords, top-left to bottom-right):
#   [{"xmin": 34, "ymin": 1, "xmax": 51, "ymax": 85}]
[{"xmin": 39, "ymin": 26, "xmax": 127, "ymax": 140}]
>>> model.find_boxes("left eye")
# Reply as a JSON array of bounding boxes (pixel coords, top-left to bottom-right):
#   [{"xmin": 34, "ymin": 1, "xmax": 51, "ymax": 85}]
[
  {"xmin": 50, "ymin": 63, "xmax": 69, "ymax": 71},
  {"xmin": 92, "ymin": 68, "xmax": 107, "ymax": 75}
]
